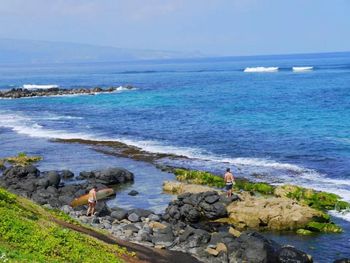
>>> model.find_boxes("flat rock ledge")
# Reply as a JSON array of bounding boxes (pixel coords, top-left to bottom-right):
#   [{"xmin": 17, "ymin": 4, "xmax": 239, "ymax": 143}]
[{"xmin": 0, "ymin": 86, "xmax": 134, "ymax": 99}]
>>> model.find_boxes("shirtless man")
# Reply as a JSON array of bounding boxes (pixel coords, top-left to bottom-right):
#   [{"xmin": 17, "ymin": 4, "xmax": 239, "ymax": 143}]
[
  {"xmin": 86, "ymin": 186, "xmax": 97, "ymax": 216},
  {"xmin": 224, "ymin": 168, "xmax": 235, "ymax": 197}
]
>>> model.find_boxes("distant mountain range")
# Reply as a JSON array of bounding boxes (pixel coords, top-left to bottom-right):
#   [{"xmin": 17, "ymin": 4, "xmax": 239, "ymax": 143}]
[{"xmin": 0, "ymin": 38, "xmax": 204, "ymax": 64}]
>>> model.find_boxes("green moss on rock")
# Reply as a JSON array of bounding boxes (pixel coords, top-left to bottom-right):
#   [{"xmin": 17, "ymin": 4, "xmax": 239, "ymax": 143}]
[
  {"xmin": 275, "ymin": 184, "xmax": 350, "ymax": 211},
  {"xmin": 5, "ymin": 152, "xmax": 42, "ymax": 167},
  {"xmin": 174, "ymin": 169, "xmax": 225, "ymax": 188},
  {"xmin": 306, "ymin": 221, "xmax": 342, "ymax": 233},
  {"xmin": 235, "ymin": 180, "xmax": 274, "ymax": 195},
  {"xmin": 296, "ymin": 229, "xmax": 313, "ymax": 235}
]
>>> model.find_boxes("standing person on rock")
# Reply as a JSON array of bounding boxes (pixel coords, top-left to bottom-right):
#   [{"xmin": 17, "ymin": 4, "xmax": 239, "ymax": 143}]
[
  {"xmin": 224, "ymin": 168, "xmax": 235, "ymax": 197},
  {"xmin": 87, "ymin": 186, "xmax": 97, "ymax": 216}
]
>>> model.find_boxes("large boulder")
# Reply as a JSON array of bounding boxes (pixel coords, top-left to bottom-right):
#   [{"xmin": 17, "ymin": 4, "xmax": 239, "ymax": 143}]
[
  {"xmin": 163, "ymin": 191, "xmax": 231, "ymax": 223},
  {"xmin": 61, "ymin": 170, "xmax": 74, "ymax": 180},
  {"xmin": 227, "ymin": 195, "xmax": 325, "ymax": 231},
  {"xmin": 46, "ymin": 171, "xmax": 61, "ymax": 188},
  {"xmin": 151, "ymin": 226, "xmax": 175, "ymax": 247},
  {"xmin": 276, "ymin": 246, "xmax": 312, "ymax": 263},
  {"xmin": 229, "ymin": 231, "xmax": 281, "ymax": 263},
  {"xmin": 111, "ymin": 207, "xmax": 128, "ymax": 220},
  {"xmin": 3, "ymin": 165, "xmax": 39, "ymax": 179},
  {"xmin": 80, "ymin": 167, "xmax": 134, "ymax": 185}
]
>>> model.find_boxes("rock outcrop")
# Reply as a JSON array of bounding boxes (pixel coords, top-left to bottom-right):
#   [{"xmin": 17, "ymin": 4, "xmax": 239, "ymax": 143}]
[
  {"xmin": 0, "ymin": 86, "xmax": 134, "ymax": 99},
  {"xmin": 163, "ymin": 191, "xmax": 238, "ymax": 223},
  {"xmin": 227, "ymin": 194, "xmax": 326, "ymax": 231}
]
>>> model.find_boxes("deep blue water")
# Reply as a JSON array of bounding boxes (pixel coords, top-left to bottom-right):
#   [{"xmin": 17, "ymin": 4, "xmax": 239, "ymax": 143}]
[{"xmin": 1, "ymin": 53, "xmax": 350, "ymax": 262}]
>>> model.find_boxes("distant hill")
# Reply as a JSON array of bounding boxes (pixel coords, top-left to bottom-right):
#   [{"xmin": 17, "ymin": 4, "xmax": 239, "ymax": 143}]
[{"xmin": 0, "ymin": 38, "xmax": 203, "ymax": 64}]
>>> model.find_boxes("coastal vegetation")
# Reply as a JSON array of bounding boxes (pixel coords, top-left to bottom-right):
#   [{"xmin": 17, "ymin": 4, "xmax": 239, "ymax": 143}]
[
  {"xmin": 0, "ymin": 187, "xmax": 128, "ymax": 263},
  {"xmin": 174, "ymin": 168, "xmax": 225, "ymax": 188},
  {"xmin": 2, "ymin": 152, "xmax": 42, "ymax": 167}
]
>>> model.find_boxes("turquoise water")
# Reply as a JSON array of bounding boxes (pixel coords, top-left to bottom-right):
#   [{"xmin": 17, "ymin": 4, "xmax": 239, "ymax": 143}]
[{"xmin": 0, "ymin": 52, "xmax": 350, "ymax": 261}]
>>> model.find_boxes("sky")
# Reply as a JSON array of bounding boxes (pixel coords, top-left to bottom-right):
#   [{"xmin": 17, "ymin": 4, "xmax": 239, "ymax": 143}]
[{"xmin": 0, "ymin": 0, "xmax": 349, "ymax": 56}]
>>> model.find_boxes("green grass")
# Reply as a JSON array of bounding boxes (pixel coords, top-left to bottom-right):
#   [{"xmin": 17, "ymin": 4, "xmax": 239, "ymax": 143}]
[{"xmin": 0, "ymin": 187, "xmax": 127, "ymax": 263}]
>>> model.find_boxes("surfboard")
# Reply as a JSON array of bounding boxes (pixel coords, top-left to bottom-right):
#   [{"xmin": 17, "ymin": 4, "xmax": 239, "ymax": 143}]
[{"xmin": 70, "ymin": 188, "xmax": 115, "ymax": 207}]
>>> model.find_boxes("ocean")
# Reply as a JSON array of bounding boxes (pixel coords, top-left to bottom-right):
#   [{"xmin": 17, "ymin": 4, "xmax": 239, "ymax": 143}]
[{"xmin": 1, "ymin": 52, "xmax": 350, "ymax": 261}]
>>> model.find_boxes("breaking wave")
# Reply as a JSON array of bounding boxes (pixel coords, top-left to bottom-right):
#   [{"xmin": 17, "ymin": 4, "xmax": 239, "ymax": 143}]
[
  {"xmin": 22, "ymin": 84, "xmax": 59, "ymax": 90},
  {"xmin": 292, "ymin": 66, "xmax": 314, "ymax": 72},
  {"xmin": 244, "ymin": 67, "xmax": 279, "ymax": 73}
]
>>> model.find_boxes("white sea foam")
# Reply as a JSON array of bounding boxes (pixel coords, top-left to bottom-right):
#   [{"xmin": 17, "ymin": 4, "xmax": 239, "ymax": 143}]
[
  {"xmin": 22, "ymin": 84, "xmax": 59, "ymax": 90},
  {"xmin": 115, "ymin": 86, "xmax": 131, "ymax": 91},
  {"xmin": 244, "ymin": 67, "xmax": 279, "ymax": 73},
  {"xmin": 329, "ymin": 210, "xmax": 350, "ymax": 222},
  {"xmin": 292, "ymin": 66, "xmax": 313, "ymax": 72}
]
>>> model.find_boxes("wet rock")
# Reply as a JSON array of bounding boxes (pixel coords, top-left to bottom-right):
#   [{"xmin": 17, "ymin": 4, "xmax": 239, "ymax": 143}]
[
  {"xmin": 228, "ymin": 231, "xmax": 280, "ymax": 263},
  {"xmin": 152, "ymin": 226, "xmax": 174, "ymax": 247},
  {"xmin": 276, "ymin": 246, "xmax": 313, "ymax": 263},
  {"xmin": 83, "ymin": 167, "xmax": 134, "ymax": 185},
  {"xmin": 205, "ymin": 194, "xmax": 220, "ymax": 204},
  {"xmin": 3, "ymin": 165, "xmax": 39, "ymax": 179},
  {"xmin": 61, "ymin": 170, "xmax": 74, "ymax": 180},
  {"xmin": 128, "ymin": 208, "xmax": 153, "ymax": 218},
  {"xmin": 46, "ymin": 171, "xmax": 61, "ymax": 188},
  {"xmin": 111, "ymin": 208, "xmax": 128, "ymax": 220},
  {"xmin": 121, "ymin": 224, "xmax": 140, "ymax": 233},
  {"xmin": 78, "ymin": 171, "xmax": 94, "ymax": 180},
  {"xmin": 95, "ymin": 201, "xmax": 111, "ymax": 217},
  {"xmin": 92, "ymin": 217, "xmax": 100, "ymax": 224},
  {"xmin": 163, "ymin": 191, "xmax": 228, "ymax": 224},
  {"xmin": 128, "ymin": 190, "xmax": 139, "ymax": 196},
  {"xmin": 148, "ymin": 214, "xmax": 161, "ymax": 222},
  {"xmin": 128, "ymin": 213, "xmax": 140, "ymax": 223}
]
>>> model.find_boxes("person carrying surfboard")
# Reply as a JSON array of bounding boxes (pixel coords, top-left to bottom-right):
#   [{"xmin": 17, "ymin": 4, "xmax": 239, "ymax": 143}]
[
  {"xmin": 224, "ymin": 168, "xmax": 235, "ymax": 197},
  {"xmin": 86, "ymin": 186, "xmax": 97, "ymax": 216}
]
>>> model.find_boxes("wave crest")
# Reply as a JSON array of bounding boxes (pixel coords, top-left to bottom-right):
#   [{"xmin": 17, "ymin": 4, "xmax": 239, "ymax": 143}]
[
  {"xmin": 292, "ymin": 66, "xmax": 313, "ymax": 72},
  {"xmin": 244, "ymin": 67, "xmax": 279, "ymax": 73},
  {"xmin": 22, "ymin": 84, "xmax": 59, "ymax": 90}
]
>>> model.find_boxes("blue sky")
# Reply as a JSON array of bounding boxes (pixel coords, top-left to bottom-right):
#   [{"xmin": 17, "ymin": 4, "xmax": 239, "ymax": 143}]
[{"xmin": 0, "ymin": 0, "xmax": 349, "ymax": 56}]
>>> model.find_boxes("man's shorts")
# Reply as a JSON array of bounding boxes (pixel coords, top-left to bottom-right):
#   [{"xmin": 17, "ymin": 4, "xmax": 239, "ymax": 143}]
[{"xmin": 225, "ymin": 183, "xmax": 233, "ymax": 190}]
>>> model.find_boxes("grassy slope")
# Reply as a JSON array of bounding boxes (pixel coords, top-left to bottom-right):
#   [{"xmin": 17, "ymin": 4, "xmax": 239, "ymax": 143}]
[{"xmin": 0, "ymin": 187, "xmax": 128, "ymax": 263}]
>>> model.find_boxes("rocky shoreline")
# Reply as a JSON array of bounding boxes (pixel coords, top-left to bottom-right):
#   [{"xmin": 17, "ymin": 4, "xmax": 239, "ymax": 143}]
[
  {"xmin": 0, "ymin": 86, "xmax": 134, "ymax": 99},
  {"xmin": 3, "ymin": 163, "xmax": 348, "ymax": 263}
]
